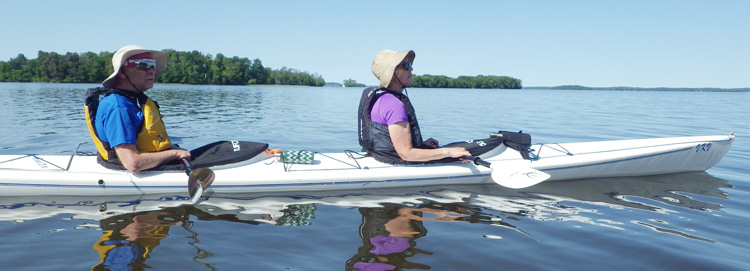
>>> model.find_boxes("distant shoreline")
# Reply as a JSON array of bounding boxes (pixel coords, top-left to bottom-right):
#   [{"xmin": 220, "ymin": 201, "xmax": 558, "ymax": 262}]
[
  {"xmin": 0, "ymin": 81, "xmax": 746, "ymax": 92},
  {"xmin": 525, "ymin": 85, "xmax": 749, "ymax": 92}
]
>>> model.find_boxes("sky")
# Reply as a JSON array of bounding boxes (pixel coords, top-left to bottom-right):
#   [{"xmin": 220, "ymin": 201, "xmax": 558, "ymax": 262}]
[{"xmin": 2, "ymin": 0, "xmax": 748, "ymax": 88}]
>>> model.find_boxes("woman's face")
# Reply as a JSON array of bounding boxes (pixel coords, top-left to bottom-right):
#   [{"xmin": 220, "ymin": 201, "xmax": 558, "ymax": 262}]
[{"xmin": 392, "ymin": 60, "xmax": 413, "ymax": 88}]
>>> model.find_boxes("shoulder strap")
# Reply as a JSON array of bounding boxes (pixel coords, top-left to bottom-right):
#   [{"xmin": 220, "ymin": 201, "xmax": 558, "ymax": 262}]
[
  {"xmin": 358, "ymin": 87, "xmax": 380, "ymax": 150},
  {"xmin": 85, "ymin": 87, "xmax": 149, "ymax": 110},
  {"xmin": 84, "ymin": 87, "xmax": 117, "ymax": 160}
]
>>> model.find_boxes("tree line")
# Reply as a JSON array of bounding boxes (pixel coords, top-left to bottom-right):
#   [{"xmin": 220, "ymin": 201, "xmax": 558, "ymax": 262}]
[
  {"xmin": 0, "ymin": 50, "xmax": 325, "ymax": 86},
  {"xmin": 536, "ymin": 85, "xmax": 749, "ymax": 92},
  {"xmin": 343, "ymin": 78, "xmax": 366, "ymax": 87},
  {"xmin": 341, "ymin": 75, "xmax": 522, "ymax": 89},
  {"xmin": 1, "ymin": 50, "xmax": 526, "ymax": 89},
  {"xmin": 412, "ymin": 74, "xmax": 522, "ymax": 89}
]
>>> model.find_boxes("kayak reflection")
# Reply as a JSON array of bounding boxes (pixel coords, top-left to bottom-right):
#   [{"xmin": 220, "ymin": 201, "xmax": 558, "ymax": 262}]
[
  {"xmin": 518, "ymin": 171, "xmax": 732, "ymax": 213},
  {"xmin": 1, "ymin": 171, "xmax": 729, "ymax": 223},
  {"xmin": 0, "ymin": 171, "xmax": 733, "ymax": 269}
]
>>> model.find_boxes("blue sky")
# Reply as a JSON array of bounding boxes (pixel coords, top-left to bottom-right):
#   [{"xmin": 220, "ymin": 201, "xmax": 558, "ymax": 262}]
[{"xmin": 2, "ymin": 0, "xmax": 748, "ymax": 88}]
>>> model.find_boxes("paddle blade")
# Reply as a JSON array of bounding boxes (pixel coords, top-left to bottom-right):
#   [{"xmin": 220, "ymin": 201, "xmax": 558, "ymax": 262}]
[
  {"xmin": 490, "ymin": 166, "xmax": 550, "ymax": 189},
  {"xmin": 188, "ymin": 168, "xmax": 215, "ymax": 204},
  {"xmin": 189, "ymin": 184, "xmax": 203, "ymax": 205},
  {"xmin": 193, "ymin": 168, "xmax": 216, "ymax": 189}
]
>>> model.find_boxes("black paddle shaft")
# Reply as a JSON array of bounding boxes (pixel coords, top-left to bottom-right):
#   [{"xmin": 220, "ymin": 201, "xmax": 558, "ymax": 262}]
[
  {"xmin": 467, "ymin": 156, "xmax": 491, "ymax": 168},
  {"xmin": 182, "ymin": 159, "xmax": 193, "ymax": 175}
]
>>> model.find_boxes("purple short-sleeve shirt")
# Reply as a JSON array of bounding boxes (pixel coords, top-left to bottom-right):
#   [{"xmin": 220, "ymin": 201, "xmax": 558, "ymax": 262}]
[{"xmin": 371, "ymin": 93, "xmax": 408, "ymax": 126}]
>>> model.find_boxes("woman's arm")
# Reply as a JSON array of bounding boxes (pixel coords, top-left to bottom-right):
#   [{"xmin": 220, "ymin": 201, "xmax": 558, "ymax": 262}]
[{"xmin": 389, "ymin": 122, "xmax": 470, "ymax": 162}]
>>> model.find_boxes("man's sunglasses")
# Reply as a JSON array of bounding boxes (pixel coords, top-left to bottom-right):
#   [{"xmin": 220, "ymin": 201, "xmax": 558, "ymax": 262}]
[
  {"xmin": 125, "ymin": 59, "xmax": 157, "ymax": 71},
  {"xmin": 400, "ymin": 62, "xmax": 412, "ymax": 70}
]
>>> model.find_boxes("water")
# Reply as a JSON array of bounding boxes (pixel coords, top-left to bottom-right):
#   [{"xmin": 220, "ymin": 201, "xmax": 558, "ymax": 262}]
[{"xmin": 1, "ymin": 82, "xmax": 748, "ymax": 270}]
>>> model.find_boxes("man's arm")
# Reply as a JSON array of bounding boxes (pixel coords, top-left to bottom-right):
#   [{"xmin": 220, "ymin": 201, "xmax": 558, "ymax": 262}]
[
  {"xmin": 389, "ymin": 122, "xmax": 470, "ymax": 162},
  {"xmin": 114, "ymin": 144, "xmax": 190, "ymax": 172}
]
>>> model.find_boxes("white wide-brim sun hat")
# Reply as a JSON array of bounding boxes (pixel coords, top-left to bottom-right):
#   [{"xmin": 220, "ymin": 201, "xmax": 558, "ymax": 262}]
[
  {"xmin": 102, "ymin": 45, "xmax": 167, "ymax": 88},
  {"xmin": 371, "ymin": 49, "xmax": 415, "ymax": 88}
]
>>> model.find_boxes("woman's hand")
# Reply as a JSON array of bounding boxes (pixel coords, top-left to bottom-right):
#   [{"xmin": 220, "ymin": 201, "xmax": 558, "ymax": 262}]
[{"xmin": 424, "ymin": 138, "xmax": 439, "ymax": 148}]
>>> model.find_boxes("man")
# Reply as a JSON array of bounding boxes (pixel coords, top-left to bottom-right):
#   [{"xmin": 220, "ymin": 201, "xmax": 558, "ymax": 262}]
[{"xmin": 86, "ymin": 45, "xmax": 189, "ymax": 172}]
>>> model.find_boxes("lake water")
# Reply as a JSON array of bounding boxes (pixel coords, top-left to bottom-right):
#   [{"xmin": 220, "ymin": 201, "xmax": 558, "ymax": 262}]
[{"xmin": 0, "ymin": 82, "xmax": 748, "ymax": 270}]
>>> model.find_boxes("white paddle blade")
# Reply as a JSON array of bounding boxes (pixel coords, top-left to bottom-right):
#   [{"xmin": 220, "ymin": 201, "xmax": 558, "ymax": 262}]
[
  {"xmin": 190, "ymin": 184, "xmax": 204, "ymax": 204},
  {"xmin": 490, "ymin": 166, "xmax": 551, "ymax": 189},
  {"xmin": 187, "ymin": 168, "xmax": 215, "ymax": 204}
]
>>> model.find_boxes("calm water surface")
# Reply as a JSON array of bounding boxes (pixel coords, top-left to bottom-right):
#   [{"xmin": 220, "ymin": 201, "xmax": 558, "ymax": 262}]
[{"xmin": 0, "ymin": 83, "xmax": 748, "ymax": 270}]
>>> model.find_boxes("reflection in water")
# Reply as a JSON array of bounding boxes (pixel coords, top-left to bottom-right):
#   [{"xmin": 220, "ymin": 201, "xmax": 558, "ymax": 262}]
[
  {"xmin": 89, "ymin": 205, "xmax": 268, "ymax": 271},
  {"xmin": 0, "ymin": 171, "xmax": 733, "ymax": 270},
  {"xmin": 522, "ymin": 171, "xmax": 732, "ymax": 213},
  {"xmin": 92, "ymin": 211, "xmax": 182, "ymax": 271},
  {"xmin": 346, "ymin": 204, "xmax": 464, "ymax": 271}
]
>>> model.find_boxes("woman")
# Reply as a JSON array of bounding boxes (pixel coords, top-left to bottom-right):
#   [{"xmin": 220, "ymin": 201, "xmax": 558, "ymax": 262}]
[{"xmin": 358, "ymin": 49, "xmax": 471, "ymax": 164}]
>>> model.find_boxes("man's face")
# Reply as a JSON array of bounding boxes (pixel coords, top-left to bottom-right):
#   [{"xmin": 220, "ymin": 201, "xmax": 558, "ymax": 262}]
[{"xmin": 121, "ymin": 53, "xmax": 157, "ymax": 91}]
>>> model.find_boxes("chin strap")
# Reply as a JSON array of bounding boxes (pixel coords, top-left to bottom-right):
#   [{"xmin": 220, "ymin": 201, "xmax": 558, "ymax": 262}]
[
  {"xmin": 395, "ymin": 75, "xmax": 407, "ymax": 94},
  {"xmin": 381, "ymin": 76, "xmax": 409, "ymax": 96},
  {"xmin": 122, "ymin": 72, "xmax": 143, "ymax": 93}
]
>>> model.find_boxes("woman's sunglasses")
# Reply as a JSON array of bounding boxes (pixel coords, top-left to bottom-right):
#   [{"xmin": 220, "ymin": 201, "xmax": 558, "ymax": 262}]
[
  {"xmin": 125, "ymin": 59, "xmax": 157, "ymax": 71},
  {"xmin": 400, "ymin": 62, "xmax": 412, "ymax": 70}
]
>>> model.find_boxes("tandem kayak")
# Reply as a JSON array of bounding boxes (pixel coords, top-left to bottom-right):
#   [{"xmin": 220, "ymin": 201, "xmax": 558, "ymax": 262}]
[{"xmin": 0, "ymin": 133, "xmax": 735, "ymax": 197}]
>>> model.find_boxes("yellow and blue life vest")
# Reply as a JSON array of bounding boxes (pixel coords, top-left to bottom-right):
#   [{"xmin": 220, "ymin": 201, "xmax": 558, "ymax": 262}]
[{"xmin": 85, "ymin": 87, "xmax": 171, "ymax": 162}]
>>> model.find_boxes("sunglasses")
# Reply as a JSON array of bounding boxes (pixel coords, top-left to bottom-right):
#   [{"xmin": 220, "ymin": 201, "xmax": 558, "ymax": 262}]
[
  {"xmin": 400, "ymin": 62, "xmax": 412, "ymax": 70},
  {"xmin": 125, "ymin": 58, "xmax": 157, "ymax": 71}
]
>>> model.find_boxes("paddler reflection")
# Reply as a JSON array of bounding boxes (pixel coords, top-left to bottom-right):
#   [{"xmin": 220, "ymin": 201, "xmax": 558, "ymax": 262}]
[
  {"xmin": 91, "ymin": 210, "xmax": 183, "ymax": 271},
  {"xmin": 90, "ymin": 205, "xmax": 269, "ymax": 271},
  {"xmin": 346, "ymin": 203, "xmax": 465, "ymax": 271}
]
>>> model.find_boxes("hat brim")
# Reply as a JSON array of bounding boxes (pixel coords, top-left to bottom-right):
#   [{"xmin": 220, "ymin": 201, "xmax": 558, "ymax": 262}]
[{"xmin": 102, "ymin": 46, "xmax": 167, "ymax": 88}]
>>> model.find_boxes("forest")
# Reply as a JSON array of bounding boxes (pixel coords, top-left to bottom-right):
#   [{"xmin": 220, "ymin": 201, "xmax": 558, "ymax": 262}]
[
  {"xmin": 0, "ymin": 50, "xmax": 325, "ymax": 86},
  {"xmin": 343, "ymin": 74, "xmax": 523, "ymax": 89},
  {"xmin": 1, "ymin": 50, "xmax": 526, "ymax": 89},
  {"xmin": 412, "ymin": 74, "xmax": 522, "ymax": 89}
]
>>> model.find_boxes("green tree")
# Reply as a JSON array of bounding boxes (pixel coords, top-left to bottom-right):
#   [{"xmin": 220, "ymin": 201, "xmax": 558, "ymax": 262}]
[
  {"xmin": 343, "ymin": 78, "xmax": 365, "ymax": 87},
  {"xmin": 249, "ymin": 58, "xmax": 270, "ymax": 84}
]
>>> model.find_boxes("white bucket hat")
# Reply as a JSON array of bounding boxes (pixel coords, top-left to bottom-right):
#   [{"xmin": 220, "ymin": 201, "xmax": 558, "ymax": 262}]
[
  {"xmin": 102, "ymin": 45, "xmax": 167, "ymax": 88},
  {"xmin": 371, "ymin": 49, "xmax": 415, "ymax": 88}
]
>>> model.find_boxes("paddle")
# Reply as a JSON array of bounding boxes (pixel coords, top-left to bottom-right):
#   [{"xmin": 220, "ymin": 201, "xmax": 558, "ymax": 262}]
[
  {"xmin": 182, "ymin": 158, "xmax": 215, "ymax": 204},
  {"xmin": 465, "ymin": 156, "xmax": 550, "ymax": 189}
]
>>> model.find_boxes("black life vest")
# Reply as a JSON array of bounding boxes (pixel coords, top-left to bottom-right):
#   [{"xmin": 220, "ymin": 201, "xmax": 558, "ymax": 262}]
[{"xmin": 358, "ymin": 87, "xmax": 425, "ymax": 164}]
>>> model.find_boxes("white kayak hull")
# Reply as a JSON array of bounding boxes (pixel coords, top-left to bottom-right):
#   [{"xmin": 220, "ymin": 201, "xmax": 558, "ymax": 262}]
[{"xmin": 0, "ymin": 134, "xmax": 734, "ymax": 196}]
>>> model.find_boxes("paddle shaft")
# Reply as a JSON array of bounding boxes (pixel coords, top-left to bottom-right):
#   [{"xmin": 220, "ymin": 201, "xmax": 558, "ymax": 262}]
[
  {"xmin": 466, "ymin": 156, "xmax": 491, "ymax": 168},
  {"xmin": 182, "ymin": 158, "xmax": 193, "ymax": 175}
]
